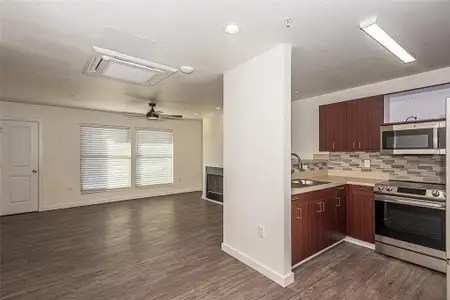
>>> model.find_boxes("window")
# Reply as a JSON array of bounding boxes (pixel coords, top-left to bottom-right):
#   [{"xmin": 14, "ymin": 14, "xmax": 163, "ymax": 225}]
[
  {"xmin": 136, "ymin": 129, "xmax": 173, "ymax": 187},
  {"xmin": 80, "ymin": 125, "xmax": 131, "ymax": 193}
]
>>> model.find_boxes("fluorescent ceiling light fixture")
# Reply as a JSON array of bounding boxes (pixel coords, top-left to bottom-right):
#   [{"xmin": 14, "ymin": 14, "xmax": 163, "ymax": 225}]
[
  {"xmin": 224, "ymin": 23, "xmax": 240, "ymax": 35},
  {"xmin": 360, "ymin": 22, "xmax": 415, "ymax": 63}
]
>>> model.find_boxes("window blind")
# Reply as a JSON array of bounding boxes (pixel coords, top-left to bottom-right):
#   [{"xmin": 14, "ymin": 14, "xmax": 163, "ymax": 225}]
[
  {"xmin": 136, "ymin": 129, "xmax": 173, "ymax": 187},
  {"xmin": 80, "ymin": 125, "xmax": 131, "ymax": 192}
]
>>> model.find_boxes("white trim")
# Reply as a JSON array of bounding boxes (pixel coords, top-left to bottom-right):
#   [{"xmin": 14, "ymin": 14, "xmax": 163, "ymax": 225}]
[
  {"xmin": 291, "ymin": 239, "xmax": 345, "ymax": 270},
  {"xmin": 202, "ymin": 195, "xmax": 223, "ymax": 205},
  {"xmin": 221, "ymin": 243, "xmax": 294, "ymax": 287},
  {"xmin": 41, "ymin": 187, "xmax": 202, "ymax": 211},
  {"xmin": 344, "ymin": 236, "xmax": 376, "ymax": 250}
]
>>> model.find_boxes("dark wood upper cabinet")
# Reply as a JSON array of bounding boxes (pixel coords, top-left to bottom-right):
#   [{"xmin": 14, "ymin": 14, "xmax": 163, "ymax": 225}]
[
  {"xmin": 346, "ymin": 185, "xmax": 375, "ymax": 244},
  {"xmin": 319, "ymin": 106, "xmax": 326, "ymax": 152},
  {"xmin": 319, "ymin": 95, "xmax": 384, "ymax": 152},
  {"xmin": 363, "ymin": 96, "xmax": 384, "ymax": 151},
  {"xmin": 322, "ymin": 102, "xmax": 346, "ymax": 152},
  {"xmin": 345, "ymin": 100, "xmax": 360, "ymax": 151}
]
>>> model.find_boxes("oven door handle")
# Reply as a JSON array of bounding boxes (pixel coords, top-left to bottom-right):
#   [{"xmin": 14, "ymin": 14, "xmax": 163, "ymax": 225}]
[{"xmin": 375, "ymin": 196, "xmax": 446, "ymax": 210}]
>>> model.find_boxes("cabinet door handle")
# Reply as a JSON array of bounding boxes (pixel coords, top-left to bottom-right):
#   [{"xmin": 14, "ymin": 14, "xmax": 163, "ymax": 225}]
[
  {"xmin": 321, "ymin": 202, "xmax": 325, "ymax": 212},
  {"xmin": 336, "ymin": 197, "xmax": 341, "ymax": 207},
  {"xmin": 337, "ymin": 186, "xmax": 345, "ymax": 190},
  {"xmin": 317, "ymin": 203, "xmax": 322, "ymax": 213},
  {"xmin": 359, "ymin": 187, "xmax": 368, "ymax": 191},
  {"xmin": 332, "ymin": 142, "xmax": 335, "ymax": 150},
  {"xmin": 359, "ymin": 141, "xmax": 361, "ymax": 149},
  {"xmin": 297, "ymin": 207, "xmax": 302, "ymax": 219},
  {"xmin": 352, "ymin": 141, "xmax": 355, "ymax": 149}
]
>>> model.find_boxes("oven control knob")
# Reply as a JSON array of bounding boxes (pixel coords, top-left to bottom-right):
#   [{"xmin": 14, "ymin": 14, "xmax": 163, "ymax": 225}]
[
  {"xmin": 378, "ymin": 185, "xmax": 384, "ymax": 190},
  {"xmin": 432, "ymin": 190, "xmax": 440, "ymax": 197},
  {"xmin": 386, "ymin": 186, "xmax": 393, "ymax": 192}
]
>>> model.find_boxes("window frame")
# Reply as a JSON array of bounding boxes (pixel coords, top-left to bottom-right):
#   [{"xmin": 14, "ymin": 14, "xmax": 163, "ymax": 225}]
[
  {"xmin": 80, "ymin": 124, "xmax": 132, "ymax": 194},
  {"xmin": 134, "ymin": 127, "xmax": 174, "ymax": 188}
]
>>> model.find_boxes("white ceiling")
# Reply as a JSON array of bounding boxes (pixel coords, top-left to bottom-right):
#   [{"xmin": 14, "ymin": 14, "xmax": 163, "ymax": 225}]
[{"xmin": 1, "ymin": 1, "xmax": 450, "ymax": 117}]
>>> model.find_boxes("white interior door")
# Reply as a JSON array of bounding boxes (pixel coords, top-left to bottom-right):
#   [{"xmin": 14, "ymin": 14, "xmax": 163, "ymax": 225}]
[{"xmin": 0, "ymin": 121, "xmax": 39, "ymax": 215}]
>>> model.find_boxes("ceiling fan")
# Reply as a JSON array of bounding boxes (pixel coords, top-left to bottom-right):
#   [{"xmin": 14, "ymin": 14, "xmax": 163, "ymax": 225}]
[
  {"xmin": 124, "ymin": 93, "xmax": 183, "ymax": 120},
  {"xmin": 145, "ymin": 102, "xmax": 183, "ymax": 120}
]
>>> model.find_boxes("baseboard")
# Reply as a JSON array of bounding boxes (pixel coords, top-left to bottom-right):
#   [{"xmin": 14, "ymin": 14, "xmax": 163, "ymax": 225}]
[
  {"xmin": 40, "ymin": 188, "xmax": 202, "ymax": 211},
  {"xmin": 344, "ymin": 236, "xmax": 376, "ymax": 250},
  {"xmin": 221, "ymin": 243, "xmax": 294, "ymax": 287},
  {"xmin": 202, "ymin": 196, "xmax": 223, "ymax": 205},
  {"xmin": 292, "ymin": 239, "xmax": 345, "ymax": 270}
]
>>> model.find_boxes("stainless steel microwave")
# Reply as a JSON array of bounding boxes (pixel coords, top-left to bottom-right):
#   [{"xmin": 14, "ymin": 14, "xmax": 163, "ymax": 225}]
[{"xmin": 380, "ymin": 119, "xmax": 446, "ymax": 155}]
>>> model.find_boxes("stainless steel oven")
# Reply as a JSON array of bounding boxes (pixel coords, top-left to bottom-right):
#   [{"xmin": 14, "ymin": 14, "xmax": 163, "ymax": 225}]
[
  {"xmin": 374, "ymin": 181, "xmax": 446, "ymax": 272},
  {"xmin": 380, "ymin": 119, "xmax": 446, "ymax": 155}
]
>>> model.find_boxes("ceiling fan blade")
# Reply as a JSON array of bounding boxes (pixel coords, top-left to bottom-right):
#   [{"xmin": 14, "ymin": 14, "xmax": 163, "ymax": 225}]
[
  {"xmin": 122, "ymin": 112, "xmax": 146, "ymax": 119},
  {"xmin": 161, "ymin": 114, "xmax": 183, "ymax": 119}
]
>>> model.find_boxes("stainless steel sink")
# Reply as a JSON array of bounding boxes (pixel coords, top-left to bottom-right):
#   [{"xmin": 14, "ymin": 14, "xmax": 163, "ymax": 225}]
[{"xmin": 291, "ymin": 179, "xmax": 330, "ymax": 188}]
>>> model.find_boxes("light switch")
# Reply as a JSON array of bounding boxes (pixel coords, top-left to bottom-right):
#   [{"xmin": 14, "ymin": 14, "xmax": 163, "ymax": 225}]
[{"xmin": 257, "ymin": 225, "xmax": 265, "ymax": 238}]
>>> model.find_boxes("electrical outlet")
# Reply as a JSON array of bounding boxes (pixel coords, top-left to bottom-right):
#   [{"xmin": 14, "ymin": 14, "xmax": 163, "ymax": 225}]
[
  {"xmin": 257, "ymin": 225, "xmax": 265, "ymax": 238},
  {"xmin": 363, "ymin": 159, "xmax": 371, "ymax": 168}
]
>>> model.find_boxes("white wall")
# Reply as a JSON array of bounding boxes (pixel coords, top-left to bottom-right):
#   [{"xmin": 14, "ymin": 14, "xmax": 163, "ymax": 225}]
[
  {"xmin": 202, "ymin": 111, "xmax": 223, "ymax": 168},
  {"xmin": 292, "ymin": 66, "xmax": 450, "ymax": 158},
  {"xmin": 0, "ymin": 101, "xmax": 203, "ymax": 211},
  {"xmin": 202, "ymin": 111, "xmax": 223, "ymax": 197},
  {"xmin": 222, "ymin": 44, "xmax": 293, "ymax": 286},
  {"xmin": 385, "ymin": 84, "xmax": 450, "ymax": 123}
]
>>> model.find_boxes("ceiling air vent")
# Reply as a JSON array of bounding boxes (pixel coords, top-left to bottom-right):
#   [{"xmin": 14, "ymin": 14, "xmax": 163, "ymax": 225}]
[{"xmin": 82, "ymin": 47, "xmax": 178, "ymax": 86}]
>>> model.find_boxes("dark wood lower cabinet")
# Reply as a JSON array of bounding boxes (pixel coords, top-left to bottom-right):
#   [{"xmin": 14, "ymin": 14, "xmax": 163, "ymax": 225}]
[
  {"xmin": 346, "ymin": 185, "xmax": 375, "ymax": 244},
  {"xmin": 336, "ymin": 186, "xmax": 346, "ymax": 241},
  {"xmin": 292, "ymin": 184, "xmax": 374, "ymax": 266},
  {"xmin": 292, "ymin": 187, "xmax": 341, "ymax": 266},
  {"xmin": 322, "ymin": 196, "xmax": 337, "ymax": 249}
]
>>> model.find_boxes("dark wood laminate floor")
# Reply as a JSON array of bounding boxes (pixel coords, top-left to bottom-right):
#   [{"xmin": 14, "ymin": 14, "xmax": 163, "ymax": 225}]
[{"xmin": 0, "ymin": 192, "xmax": 445, "ymax": 300}]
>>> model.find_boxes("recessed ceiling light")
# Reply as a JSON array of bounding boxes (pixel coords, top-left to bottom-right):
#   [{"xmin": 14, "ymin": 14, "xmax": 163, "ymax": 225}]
[
  {"xmin": 224, "ymin": 23, "xmax": 240, "ymax": 35},
  {"xmin": 180, "ymin": 65, "xmax": 194, "ymax": 74},
  {"xmin": 293, "ymin": 90, "xmax": 300, "ymax": 94},
  {"xmin": 360, "ymin": 22, "xmax": 415, "ymax": 63},
  {"xmin": 216, "ymin": 107, "xmax": 221, "ymax": 110},
  {"xmin": 194, "ymin": 113, "xmax": 199, "ymax": 116}
]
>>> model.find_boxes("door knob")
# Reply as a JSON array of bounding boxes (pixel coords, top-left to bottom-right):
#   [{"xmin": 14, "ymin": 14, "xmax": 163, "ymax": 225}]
[{"xmin": 32, "ymin": 169, "xmax": 38, "ymax": 174}]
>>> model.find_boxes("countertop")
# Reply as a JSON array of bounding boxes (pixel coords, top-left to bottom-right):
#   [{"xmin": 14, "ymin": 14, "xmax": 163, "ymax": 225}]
[{"xmin": 291, "ymin": 175, "xmax": 382, "ymax": 195}]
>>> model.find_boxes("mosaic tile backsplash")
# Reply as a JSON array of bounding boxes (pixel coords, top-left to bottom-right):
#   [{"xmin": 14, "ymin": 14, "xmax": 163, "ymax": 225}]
[
  {"xmin": 328, "ymin": 152, "xmax": 446, "ymax": 184},
  {"xmin": 302, "ymin": 161, "xmax": 328, "ymax": 172}
]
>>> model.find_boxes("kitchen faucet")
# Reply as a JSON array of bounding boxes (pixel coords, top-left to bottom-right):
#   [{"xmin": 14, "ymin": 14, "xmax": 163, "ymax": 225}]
[{"xmin": 291, "ymin": 153, "xmax": 303, "ymax": 174}]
